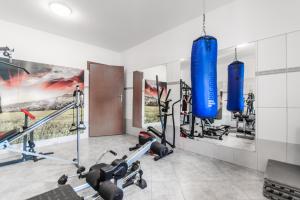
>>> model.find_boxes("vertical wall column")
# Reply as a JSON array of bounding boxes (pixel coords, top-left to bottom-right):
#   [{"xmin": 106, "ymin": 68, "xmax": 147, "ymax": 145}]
[
  {"xmin": 256, "ymin": 35, "xmax": 287, "ymax": 171},
  {"xmin": 132, "ymin": 71, "xmax": 143, "ymax": 128}
]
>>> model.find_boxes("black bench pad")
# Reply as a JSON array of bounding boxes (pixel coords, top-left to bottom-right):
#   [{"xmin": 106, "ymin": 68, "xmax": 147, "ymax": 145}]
[{"xmin": 27, "ymin": 185, "xmax": 82, "ymax": 200}]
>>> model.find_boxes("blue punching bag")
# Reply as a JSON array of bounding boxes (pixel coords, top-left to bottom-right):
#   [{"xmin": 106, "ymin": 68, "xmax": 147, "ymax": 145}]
[
  {"xmin": 227, "ymin": 61, "xmax": 244, "ymax": 113},
  {"xmin": 191, "ymin": 36, "xmax": 218, "ymax": 118}
]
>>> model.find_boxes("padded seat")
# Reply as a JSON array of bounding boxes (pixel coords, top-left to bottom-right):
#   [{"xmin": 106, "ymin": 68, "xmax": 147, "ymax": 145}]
[
  {"xmin": 27, "ymin": 185, "xmax": 82, "ymax": 200},
  {"xmin": 147, "ymin": 126, "xmax": 162, "ymax": 137}
]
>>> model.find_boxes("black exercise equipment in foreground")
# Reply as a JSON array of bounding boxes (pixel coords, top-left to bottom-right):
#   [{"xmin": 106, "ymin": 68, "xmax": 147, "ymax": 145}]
[
  {"xmin": 130, "ymin": 75, "xmax": 176, "ymax": 161},
  {"xmin": 0, "ymin": 86, "xmax": 85, "ymax": 168},
  {"xmin": 263, "ymin": 159, "xmax": 300, "ymax": 200},
  {"xmin": 29, "ymin": 138, "xmax": 159, "ymax": 200}
]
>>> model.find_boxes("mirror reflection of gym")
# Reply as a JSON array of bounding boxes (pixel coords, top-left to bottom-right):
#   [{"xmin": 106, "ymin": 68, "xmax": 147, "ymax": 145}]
[{"xmin": 179, "ymin": 42, "xmax": 256, "ymax": 151}]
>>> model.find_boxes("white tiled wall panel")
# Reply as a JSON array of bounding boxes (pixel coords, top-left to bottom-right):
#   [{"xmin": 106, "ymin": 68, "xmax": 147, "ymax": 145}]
[
  {"xmin": 257, "ymin": 108, "xmax": 287, "ymax": 142},
  {"xmin": 257, "ymin": 73, "xmax": 286, "ymax": 108},
  {"xmin": 125, "ymin": 90, "xmax": 133, "ymax": 119},
  {"xmin": 287, "ymin": 108, "xmax": 300, "ymax": 144},
  {"xmin": 287, "ymin": 71, "xmax": 300, "ymax": 107},
  {"xmin": 258, "ymin": 35, "xmax": 286, "ymax": 71},
  {"xmin": 287, "ymin": 31, "xmax": 300, "ymax": 68}
]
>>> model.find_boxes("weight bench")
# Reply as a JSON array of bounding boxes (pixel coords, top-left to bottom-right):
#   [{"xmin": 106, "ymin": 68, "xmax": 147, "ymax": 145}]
[
  {"xmin": 28, "ymin": 185, "xmax": 82, "ymax": 200},
  {"xmin": 263, "ymin": 160, "xmax": 300, "ymax": 200},
  {"xmin": 29, "ymin": 138, "xmax": 157, "ymax": 200}
]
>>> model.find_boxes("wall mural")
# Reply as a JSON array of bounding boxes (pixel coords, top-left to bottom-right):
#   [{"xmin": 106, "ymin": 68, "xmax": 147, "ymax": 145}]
[
  {"xmin": 0, "ymin": 58, "xmax": 84, "ymax": 140},
  {"xmin": 144, "ymin": 79, "xmax": 167, "ymax": 124}
]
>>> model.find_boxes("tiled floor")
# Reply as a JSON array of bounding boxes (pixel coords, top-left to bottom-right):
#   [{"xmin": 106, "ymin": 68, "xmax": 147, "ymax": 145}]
[{"xmin": 0, "ymin": 135, "xmax": 266, "ymax": 200}]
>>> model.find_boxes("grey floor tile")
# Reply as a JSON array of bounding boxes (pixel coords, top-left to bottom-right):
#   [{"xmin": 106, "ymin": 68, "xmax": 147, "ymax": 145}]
[{"xmin": 0, "ymin": 135, "xmax": 265, "ymax": 200}]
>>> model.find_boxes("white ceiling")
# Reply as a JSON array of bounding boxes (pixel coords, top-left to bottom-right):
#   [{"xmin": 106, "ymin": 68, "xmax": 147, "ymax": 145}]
[{"xmin": 0, "ymin": 0, "xmax": 235, "ymax": 52}]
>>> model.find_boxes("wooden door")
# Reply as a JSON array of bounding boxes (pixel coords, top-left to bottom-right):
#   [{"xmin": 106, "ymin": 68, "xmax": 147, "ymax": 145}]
[{"xmin": 88, "ymin": 62, "xmax": 124, "ymax": 136}]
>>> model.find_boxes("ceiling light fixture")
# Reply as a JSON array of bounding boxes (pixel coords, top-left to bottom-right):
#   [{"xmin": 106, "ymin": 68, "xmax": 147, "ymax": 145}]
[
  {"xmin": 49, "ymin": 2, "xmax": 72, "ymax": 17},
  {"xmin": 237, "ymin": 43, "xmax": 250, "ymax": 49}
]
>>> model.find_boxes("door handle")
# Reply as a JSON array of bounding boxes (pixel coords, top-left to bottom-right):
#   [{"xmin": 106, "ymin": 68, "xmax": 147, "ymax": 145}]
[{"xmin": 119, "ymin": 94, "xmax": 123, "ymax": 103}]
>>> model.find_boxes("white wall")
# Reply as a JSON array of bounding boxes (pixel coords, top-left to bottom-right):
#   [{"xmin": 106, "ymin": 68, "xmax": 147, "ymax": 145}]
[
  {"xmin": 122, "ymin": 0, "xmax": 300, "ymax": 171},
  {"xmin": 0, "ymin": 20, "xmax": 121, "ymax": 68},
  {"xmin": 256, "ymin": 32, "xmax": 300, "ymax": 170},
  {"xmin": 0, "ymin": 19, "xmax": 121, "ymax": 143},
  {"xmin": 122, "ymin": 0, "xmax": 300, "ymax": 70}
]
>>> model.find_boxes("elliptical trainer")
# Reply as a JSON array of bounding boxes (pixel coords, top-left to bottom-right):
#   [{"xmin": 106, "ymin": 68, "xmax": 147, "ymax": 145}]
[{"xmin": 130, "ymin": 75, "xmax": 175, "ymax": 161}]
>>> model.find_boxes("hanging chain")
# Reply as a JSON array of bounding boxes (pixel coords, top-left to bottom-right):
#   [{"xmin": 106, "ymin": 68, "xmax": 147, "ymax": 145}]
[
  {"xmin": 202, "ymin": 14, "xmax": 206, "ymax": 36},
  {"xmin": 202, "ymin": 0, "xmax": 206, "ymax": 36},
  {"xmin": 235, "ymin": 48, "xmax": 237, "ymax": 61}
]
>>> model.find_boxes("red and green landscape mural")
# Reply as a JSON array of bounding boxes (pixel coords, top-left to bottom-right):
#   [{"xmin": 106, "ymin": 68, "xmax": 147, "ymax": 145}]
[
  {"xmin": 0, "ymin": 58, "xmax": 84, "ymax": 140},
  {"xmin": 144, "ymin": 79, "xmax": 167, "ymax": 124}
]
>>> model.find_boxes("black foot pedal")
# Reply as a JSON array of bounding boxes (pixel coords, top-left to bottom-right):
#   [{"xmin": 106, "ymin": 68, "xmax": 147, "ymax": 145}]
[
  {"xmin": 137, "ymin": 179, "xmax": 147, "ymax": 189},
  {"xmin": 98, "ymin": 181, "xmax": 123, "ymax": 200},
  {"xmin": 129, "ymin": 144, "xmax": 141, "ymax": 151},
  {"xmin": 77, "ymin": 166, "xmax": 85, "ymax": 174},
  {"xmin": 58, "ymin": 174, "xmax": 68, "ymax": 185}
]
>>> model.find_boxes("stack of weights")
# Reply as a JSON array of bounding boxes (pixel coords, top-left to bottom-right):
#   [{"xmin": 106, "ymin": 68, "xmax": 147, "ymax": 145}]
[{"xmin": 264, "ymin": 160, "xmax": 300, "ymax": 200}]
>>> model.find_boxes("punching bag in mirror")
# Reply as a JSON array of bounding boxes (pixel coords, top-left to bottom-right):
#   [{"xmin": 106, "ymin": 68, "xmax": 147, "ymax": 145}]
[{"xmin": 227, "ymin": 60, "xmax": 244, "ymax": 113}]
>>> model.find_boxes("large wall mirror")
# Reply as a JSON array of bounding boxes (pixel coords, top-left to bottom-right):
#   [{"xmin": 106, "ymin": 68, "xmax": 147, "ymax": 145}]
[{"xmin": 179, "ymin": 42, "xmax": 257, "ymax": 151}]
